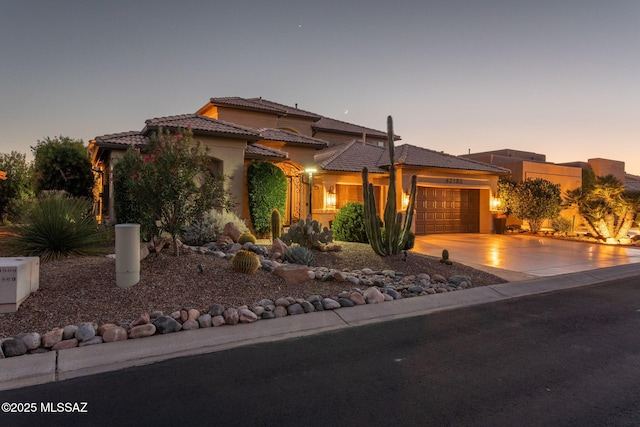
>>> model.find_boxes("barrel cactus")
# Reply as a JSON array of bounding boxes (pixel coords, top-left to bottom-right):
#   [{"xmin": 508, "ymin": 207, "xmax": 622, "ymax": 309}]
[
  {"xmin": 284, "ymin": 245, "xmax": 314, "ymax": 266},
  {"xmin": 440, "ymin": 249, "xmax": 452, "ymax": 265},
  {"xmin": 231, "ymin": 250, "xmax": 261, "ymax": 274},
  {"xmin": 238, "ymin": 232, "xmax": 257, "ymax": 245}
]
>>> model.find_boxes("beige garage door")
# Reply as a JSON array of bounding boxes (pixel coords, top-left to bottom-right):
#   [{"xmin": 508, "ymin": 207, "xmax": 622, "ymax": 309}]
[{"xmin": 415, "ymin": 187, "xmax": 480, "ymax": 234}]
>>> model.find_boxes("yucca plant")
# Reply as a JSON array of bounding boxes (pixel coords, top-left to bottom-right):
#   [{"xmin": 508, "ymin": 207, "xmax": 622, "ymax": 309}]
[{"xmin": 7, "ymin": 192, "xmax": 107, "ymax": 262}]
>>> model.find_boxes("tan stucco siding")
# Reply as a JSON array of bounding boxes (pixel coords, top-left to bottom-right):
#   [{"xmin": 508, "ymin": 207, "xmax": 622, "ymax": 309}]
[
  {"xmin": 277, "ymin": 117, "xmax": 314, "ymax": 136},
  {"xmin": 313, "ymin": 130, "xmax": 386, "ymax": 147},
  {"xmin": 197, "ymin": 136, "xmax": 247, "ymax": 216},
  {"xmin": 522, "ymin": 161, "xmax": 582, "ymax": 193},
  {"xmin": 215, "ymin": 109, "xmax": 278, "ymax": 129}
]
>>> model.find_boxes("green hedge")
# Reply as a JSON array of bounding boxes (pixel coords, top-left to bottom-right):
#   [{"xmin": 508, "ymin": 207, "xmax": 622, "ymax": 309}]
[{"xmin": 247, "ymin": 162, "xmax": 286, "ymax": 236}]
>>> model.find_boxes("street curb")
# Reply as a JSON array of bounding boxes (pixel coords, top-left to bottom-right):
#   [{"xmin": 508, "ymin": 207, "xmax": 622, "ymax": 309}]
[{"xmin": 1, "ymin": 262, "xmax": 639, "ymax": 392}]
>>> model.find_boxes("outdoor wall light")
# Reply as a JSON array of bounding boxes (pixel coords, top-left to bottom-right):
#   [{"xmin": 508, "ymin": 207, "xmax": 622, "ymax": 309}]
[
  {"xmin": 326, "ymin": 185, "xmax": 336, "ymax": 210},
  {"xmin": 402, "ymin": 190, "xmax": 410, "ymax": 210},
  {"xmin": 490, "ymin": 197, "xmax": 502, "ymax": 211}
]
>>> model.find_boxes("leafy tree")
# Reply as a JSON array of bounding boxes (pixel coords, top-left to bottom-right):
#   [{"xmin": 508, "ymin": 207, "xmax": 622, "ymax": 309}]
[
  {"xmin": 0, "ymin": 151, "xmax": 34, "ymax": 221},
  {"xmin": 508, "ymin": 178, "xmax": 562, "ymax": 234},
  {"xmin": 114, "ymin": 128, "xmax": 233, "ymax": 255},
  {"xmin": 496, "ymin": 176, "xmax": 517, "ymax": 216},
  {"xmin": 247, "ymin": 161, "xmax": 287, "ymax": 236},
  {"xmin": 565, "ymin": 174, "xmax": 639, "ymax": 243},
  {"xmin": 31, "ymin": 136, "xmax": 94, "ymax": 199}
]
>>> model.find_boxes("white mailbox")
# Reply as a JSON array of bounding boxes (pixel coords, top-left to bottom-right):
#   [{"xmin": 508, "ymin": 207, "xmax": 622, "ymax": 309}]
[{"xmin": 0, "ymin": 257, "xmax": 40, "ymax": 313}]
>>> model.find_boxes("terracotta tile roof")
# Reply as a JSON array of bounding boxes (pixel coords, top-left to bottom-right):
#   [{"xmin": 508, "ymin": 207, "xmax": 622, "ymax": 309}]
[
  {"xmin": 208, "ymin": 97, "xmax": 288, "ymax": 115},
  {"xmin": 143, "ymin": 114, "xmax": 260, "ymax": 140},
  {"xmin": 386, "ymin": 144, "xmax": 511, "ymax": 174},
  {"xmin": 93, "ymin": 131, "xmax": 148, "ymax": 148},
  {"xmin": 315, "ymin": 140, "xmax": 387, "ymax": 173},
  {"xmin": 246, "ymin": 98, "xmax": 322, "ymax": 119},
  {"xmin": 626, "ymin": 173, "xmax": 640, "ymax": 191},
  {"xmin": 245, "ymin": 143, "xmax": 288, "ymax": 160},
  {"xmin": 258, "ymin": 128, "xmax": 327, "ymax": 148},
  {"xmin": 208, "ymin": 97, "xmax": 323, "ymax": 120},
  {"xmin": 312, "ymin": 117, "xmax": 391, "ymax": 140}
]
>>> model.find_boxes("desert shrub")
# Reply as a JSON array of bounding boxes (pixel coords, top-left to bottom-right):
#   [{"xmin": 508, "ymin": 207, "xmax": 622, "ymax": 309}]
[
  {"xmin": 181, "ymin": 209, "xmax": 248, "ymax": 245},
  {"xmin": 7, "ymin": 192, "xmax": 107, "ymax": 262},
  {"xmin": 332, "ymin": 202, "xmax": 368, "ymax": 243},
  {"xmin": 247, "ymin": 161, "xmax": 286, "ymax": 236},
  {"xmin": 551, "ymin": 216, "xmax": 573, "ymax": 234},
  {"xmin": 206, "ymin": 209, "xmax": 249, "ymax": 234},
  {"xmin": 181, "ymin": 216, "xmax": 218, "ymax": 246}
]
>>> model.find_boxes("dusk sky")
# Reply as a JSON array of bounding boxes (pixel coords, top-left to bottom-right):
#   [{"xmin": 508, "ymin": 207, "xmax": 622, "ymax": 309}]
[{"xmin": 1, "ymin": 0, "xmax": 638, "ymax": 174}]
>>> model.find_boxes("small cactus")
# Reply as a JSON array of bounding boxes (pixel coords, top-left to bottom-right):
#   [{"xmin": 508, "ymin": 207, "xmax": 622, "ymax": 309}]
[
  {"xmin": 284, "ymin": 245, "xmax": 314, "ymax": 266},
  {"xmin": 271, "ymin": 209, "xmax": 281, "ymax": 240},
  {"xmin": 238, "ymin": 232, "xmax": 257, "ymax": 245},
  {"xmin": 440, "ymin": 249, "xmax": 452, "ymax": 265},
  {"xmin": 279, "ymin": 215, "xmax": 332, "ymax": 249},
  {"xmin": 231, "ymin": 250, "xmax": 261, "ymax": 274}
]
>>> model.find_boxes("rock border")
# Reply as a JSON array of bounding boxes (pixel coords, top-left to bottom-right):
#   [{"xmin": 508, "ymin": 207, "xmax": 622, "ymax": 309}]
[{"xmin": 0, "ymin": 240, "xmax": 474, "ymax": 359}]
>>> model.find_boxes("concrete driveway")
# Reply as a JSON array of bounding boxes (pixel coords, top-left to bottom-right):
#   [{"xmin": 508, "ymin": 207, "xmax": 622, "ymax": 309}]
[{"xmin": 412, "ymin": 233, "xmax": 640, "ymax": 281}]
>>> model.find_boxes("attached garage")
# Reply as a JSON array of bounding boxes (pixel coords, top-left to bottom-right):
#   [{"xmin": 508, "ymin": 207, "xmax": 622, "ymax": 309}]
[{"xmin": 415, "ymin": 187, "xmax": 480, "ymax": 234}]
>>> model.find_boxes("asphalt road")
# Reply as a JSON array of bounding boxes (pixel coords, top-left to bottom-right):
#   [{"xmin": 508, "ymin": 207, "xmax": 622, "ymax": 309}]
[{"xmin": 2, "ymin": 276, "xmax": 640, "ymax": 427}]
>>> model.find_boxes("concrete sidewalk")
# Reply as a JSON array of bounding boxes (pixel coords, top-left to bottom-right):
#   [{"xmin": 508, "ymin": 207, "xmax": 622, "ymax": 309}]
[{"xmin": 2, "ymin": 262, "xmax": 640, "ymax": 392}]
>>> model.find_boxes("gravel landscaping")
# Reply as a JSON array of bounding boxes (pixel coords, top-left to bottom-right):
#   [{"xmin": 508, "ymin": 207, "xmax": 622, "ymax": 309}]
[{"xmin": 0, "ymin": 240, "xmax": 505, "ymax": 340}]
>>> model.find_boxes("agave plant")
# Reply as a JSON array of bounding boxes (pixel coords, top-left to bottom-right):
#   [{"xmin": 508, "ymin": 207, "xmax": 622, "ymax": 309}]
[{"xmin": 8, "ymin": 192, "xmax": 107, "ymax": 262}]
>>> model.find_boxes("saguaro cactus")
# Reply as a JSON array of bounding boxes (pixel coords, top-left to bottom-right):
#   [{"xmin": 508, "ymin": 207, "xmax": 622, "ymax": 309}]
[{"xmin": 362, "ymin": 116, "xmax": 417, "ymax": 256}]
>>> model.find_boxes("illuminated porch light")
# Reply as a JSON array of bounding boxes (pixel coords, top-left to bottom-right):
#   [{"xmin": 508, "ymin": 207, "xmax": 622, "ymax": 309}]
[
  {"xmin": 304, "ymin": 167, "xmax": 317, "ymax": 178},
  {"xmin": 490, "ymin": 197, "xmax": 502, "ymax": 211},
  {"xmin": 326, "ymin": 186, "xmax": 336, "ymax": 210},
  {"xmin": 402, "ymin": 190, "xmax": 410, "ymax": 210}
]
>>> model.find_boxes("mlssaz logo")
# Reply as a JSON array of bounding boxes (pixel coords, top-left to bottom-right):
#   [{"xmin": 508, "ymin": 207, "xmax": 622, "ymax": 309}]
[{"xmin": 40, "ymin": 402, "xmax": 89, "ymax": 413}]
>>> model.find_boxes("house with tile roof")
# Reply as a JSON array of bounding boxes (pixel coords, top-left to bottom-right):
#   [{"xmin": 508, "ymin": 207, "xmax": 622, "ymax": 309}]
[{"xmin": 90, "ymin": 97, "xmax": 509, "ymax": 235}]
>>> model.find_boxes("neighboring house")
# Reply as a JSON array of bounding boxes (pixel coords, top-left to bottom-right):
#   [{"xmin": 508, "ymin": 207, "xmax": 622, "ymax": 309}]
[
  {"xmin": 626, "ymin": 173, "xmax": 640, "ymax": 192},
  {"xmin": 462, "ymin": 149, "xmax": 583, "ymax": 193},
  {"xmin": 89, "ymin": 97, "xmax": 509, "ymax": 235}
]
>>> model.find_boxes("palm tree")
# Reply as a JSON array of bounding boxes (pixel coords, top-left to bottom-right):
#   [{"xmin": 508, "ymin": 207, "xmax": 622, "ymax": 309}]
[{"xmin": 565, "ymin": 175, "xmax": 638, "ymax": 243}]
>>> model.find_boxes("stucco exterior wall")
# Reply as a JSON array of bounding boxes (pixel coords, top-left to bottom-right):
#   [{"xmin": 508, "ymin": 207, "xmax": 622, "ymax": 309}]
[
  {"xmin": 313, "ymin": 129, "xmax": 386, "ymax": 147},
  {"xmin": 521, "ymin": 161, "xmax": 582, "ymax": 193},
  {"xmin": 196, "ymin": 136, "xmax": 247, "ymax": 216},
  {"xmin": 276, "ymin": 116, "xmax": 314, "ymax": 136},
  {"xmin": 588, "ymin": 158, "xmax": 626, "ymax": 182},
  {"xmin": 205, "ymin": 108, "xmax": 278, "ymax": 130}
]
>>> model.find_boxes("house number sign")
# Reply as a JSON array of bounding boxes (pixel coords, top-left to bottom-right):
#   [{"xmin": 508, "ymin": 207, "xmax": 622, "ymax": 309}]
[
  {"xmin": 1, "ymin": 267, "xmax": 18, "ymax": 283},
  {"xmin": 445, "ymin": 178, "xmax": 464, "ymax": 184}
]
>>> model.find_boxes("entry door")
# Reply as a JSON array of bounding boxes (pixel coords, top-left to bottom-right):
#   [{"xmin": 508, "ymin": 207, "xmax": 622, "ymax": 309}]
[{"xmin": 415, "ymin": 187, "xmax": 479, "ymax": 234}]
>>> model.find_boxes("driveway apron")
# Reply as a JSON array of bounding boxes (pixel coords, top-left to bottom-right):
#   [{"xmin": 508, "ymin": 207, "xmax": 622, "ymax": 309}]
[{"xmin": 412, "ymin": 233, "xmax": 640, "ymax": 280}]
